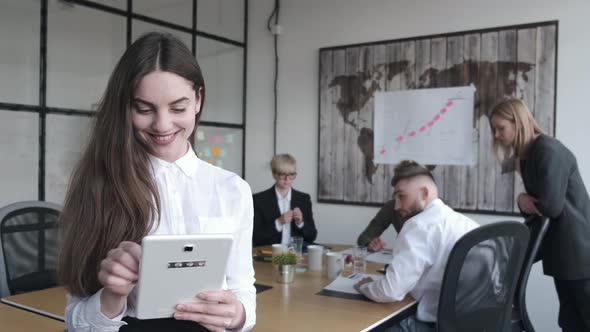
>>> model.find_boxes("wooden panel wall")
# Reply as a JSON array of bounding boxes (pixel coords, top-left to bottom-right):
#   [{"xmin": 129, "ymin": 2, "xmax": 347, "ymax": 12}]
[{"xmin": 318, "ymin": 22, "xmax": 557, "ymax": 213}]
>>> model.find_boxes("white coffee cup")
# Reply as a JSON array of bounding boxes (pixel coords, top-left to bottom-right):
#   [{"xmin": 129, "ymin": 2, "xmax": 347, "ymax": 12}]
[
  {"xmin": 307, "ymin": 245, "xmax": 324, "ymax": 271},
  {"xmin": 272, "ymin": 243, "xmax": 287, "ymax": 257},
  {"xmin": 326, "ymin": 252, "xmax": 344, "ymax": 280}
]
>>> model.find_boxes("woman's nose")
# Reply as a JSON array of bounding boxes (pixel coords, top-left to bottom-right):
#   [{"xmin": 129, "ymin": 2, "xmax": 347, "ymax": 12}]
[{"xmin": 152, "ymin": 111, "xmax": 172, "ymax": 132}]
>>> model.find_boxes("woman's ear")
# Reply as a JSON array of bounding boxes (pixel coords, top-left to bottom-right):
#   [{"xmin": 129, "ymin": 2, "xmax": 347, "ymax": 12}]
[{"xmin": 195, "ymin": 87, "xmax": 203, "ymax": 114}]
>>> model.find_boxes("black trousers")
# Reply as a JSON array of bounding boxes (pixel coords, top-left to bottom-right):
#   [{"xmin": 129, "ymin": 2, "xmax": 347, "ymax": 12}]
[
  {"xmin": 554, "ymin": 279, "xmax": 590, "ymax": 332},
  {"xmin": 118, "ymin": 316, "xmax": 208, "ymax": 332}
]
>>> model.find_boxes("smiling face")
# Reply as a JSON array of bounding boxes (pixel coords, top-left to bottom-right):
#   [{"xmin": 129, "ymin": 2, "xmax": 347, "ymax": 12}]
[
  {"xmin": 131, "ymin": 70, "xmax": 202, "ymax": 162},
  {"xmin": 491, "ymin": 115, "xmax": 517, "ymax": 147}
]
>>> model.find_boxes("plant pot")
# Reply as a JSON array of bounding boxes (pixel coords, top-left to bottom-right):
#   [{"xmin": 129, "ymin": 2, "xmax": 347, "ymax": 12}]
[{"xmin": 277, "ymin": 264, "xmax": 295, "ymax": 284}]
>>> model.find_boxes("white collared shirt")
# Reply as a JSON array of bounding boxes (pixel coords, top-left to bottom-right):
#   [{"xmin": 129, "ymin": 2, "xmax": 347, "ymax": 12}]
[
  {"xmin": 65, "ymin": 148, "xmax": 256, "ymax": 331},
  {"xmin": 273, "ymin": 188, "xmax": 304, "ymax": 245},
  {"xmin": 359, "ymin": 198, "xmax": 478, "ymax": 322}
]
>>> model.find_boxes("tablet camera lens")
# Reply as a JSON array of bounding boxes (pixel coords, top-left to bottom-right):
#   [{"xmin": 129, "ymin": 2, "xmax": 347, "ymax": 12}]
[{"xmin": 184, "ymin": 245, "xmax": 194, "ymax": 252}]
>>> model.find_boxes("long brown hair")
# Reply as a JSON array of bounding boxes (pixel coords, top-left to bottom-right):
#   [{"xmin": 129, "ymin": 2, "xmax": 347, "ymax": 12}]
[
  {"xmin": 489, "ymin": 98, "xmax": 543, "ymax": 163},
  {"xmin": 58, "ymin": 32, "xmax": 206, "ymax": 297}
]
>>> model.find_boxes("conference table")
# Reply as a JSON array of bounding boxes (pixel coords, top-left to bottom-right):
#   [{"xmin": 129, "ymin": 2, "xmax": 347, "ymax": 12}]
[
  {"xmin": 0, "ymin": 301, "xmax": 65, "ymax": 332},
  {"xmin": 1, "ymin": 245, "xmax": 416, "ymax": 331}
]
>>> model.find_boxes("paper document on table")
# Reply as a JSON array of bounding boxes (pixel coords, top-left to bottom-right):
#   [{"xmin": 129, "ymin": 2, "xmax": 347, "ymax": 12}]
[
  {"xmin": 365, "ymin": 250, "xmax": 393, "ymax": 265},
  {"xmin": 338, "ymin": 248, "xmax": 354, "ymax": 255},
  {"xmin": 323, "ymin": 273, "xmax": 384, "ymax": 294}
]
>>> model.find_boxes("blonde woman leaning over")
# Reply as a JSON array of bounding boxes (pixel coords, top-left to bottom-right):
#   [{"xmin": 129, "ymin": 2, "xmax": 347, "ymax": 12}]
[{"xmin": 490, "ymin": 98, "xmax": 590, "ymax": 331}]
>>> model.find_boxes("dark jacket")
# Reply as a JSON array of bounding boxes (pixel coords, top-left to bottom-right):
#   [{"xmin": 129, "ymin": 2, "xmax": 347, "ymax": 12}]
[
  {"xmin": 252, "ymin": 186, "xmax": 317, "ymax": 246},
  {"xmin": 357, "ymin": 200, "xmax": 404, "ymax": 246},
  {"xmin": 520, "ymin": 134, "xmax": 590, "ymax": 279}
]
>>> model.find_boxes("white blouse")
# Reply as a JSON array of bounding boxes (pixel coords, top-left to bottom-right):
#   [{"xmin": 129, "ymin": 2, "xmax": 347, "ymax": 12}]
[
  {"xmin": 65, "ymin": 148, "xmax": 256, "ymax": 331},
  {"xmin": 359, "ymin": 199, "xmax": 478, "ymax": 322}
]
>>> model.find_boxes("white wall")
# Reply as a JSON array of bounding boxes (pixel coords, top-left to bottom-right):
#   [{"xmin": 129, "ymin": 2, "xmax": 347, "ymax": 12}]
[{"xmin": 247, "ymin": 0, "xmax": 590, "ymax": 330}]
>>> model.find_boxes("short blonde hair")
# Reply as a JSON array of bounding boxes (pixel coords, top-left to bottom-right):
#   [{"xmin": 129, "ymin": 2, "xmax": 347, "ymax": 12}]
[
  {"xmin": 490, "ymin": 98, "xmax": 543, "ymax": 161},
  {"xmin": 270, "ymin": 154, "xmax": 297, "ymax": 174}
]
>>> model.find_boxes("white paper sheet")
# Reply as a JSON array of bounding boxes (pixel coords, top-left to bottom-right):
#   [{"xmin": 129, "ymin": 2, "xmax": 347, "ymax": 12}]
[
  {"xmin": 374, "ymin": 85, "xmax": 476, "ymax": 165},
  {"xmin": 323, "ymin": 273, "xmax": 384, "ymax": 294},
  {"xmin": 365, "ymin": 251, "xmax": 394, "ymax": 265}
]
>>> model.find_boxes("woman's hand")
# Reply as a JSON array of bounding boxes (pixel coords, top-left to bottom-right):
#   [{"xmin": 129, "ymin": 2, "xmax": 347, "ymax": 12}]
[
  {"xmin": 279, "ymin": 210, "xmax": 293, "ymax": 225},
  {"xmin": 98, "ymin": 241, "xmax": 141, "ymax": 318},
  {"xmin": 292, "ymin": 207, "xmax": 303, "ymax": 225},
  {"xmin": 175, "ymin": 290, "xmax": 246, "ymax": 331},
  {"xmin": 517, "ymin": 193, "xmax": 542, "ymax": 216}
]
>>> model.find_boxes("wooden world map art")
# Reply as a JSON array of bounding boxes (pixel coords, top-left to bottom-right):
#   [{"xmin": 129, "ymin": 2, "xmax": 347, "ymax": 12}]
[{"xmin": 318, "ymin": 21, "xmax": 557, "ymax": 214}]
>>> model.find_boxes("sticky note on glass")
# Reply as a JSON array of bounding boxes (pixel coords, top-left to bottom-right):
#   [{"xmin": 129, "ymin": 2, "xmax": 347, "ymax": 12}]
[
  {"xmin": 196, "ymin": 131, "xmax": 205, "ymax": 141},
  {"xmin": 226, "ymin": 134, "xmax": 234, "ymax": 144},
  {"xmin": 212, "ymin": 146, "xmax": 220, "ymax": 156},
  {"xmin": 216, "ymin": 160, "xmax": 224, "ymax": 168}
]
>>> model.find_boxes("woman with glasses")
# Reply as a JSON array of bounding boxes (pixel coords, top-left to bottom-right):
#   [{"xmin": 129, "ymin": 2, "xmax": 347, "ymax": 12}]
[{"xmin": 252, "ymin": 154, "xmax": 318, "ymax": 246}]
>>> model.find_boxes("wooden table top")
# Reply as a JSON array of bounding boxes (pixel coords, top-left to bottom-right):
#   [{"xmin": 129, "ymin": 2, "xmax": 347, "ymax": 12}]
[
  {"xmin": 0, "ymin": 302, "xmax": 65, "ymax": 332},
  {"xmin": 1, "ymin": 244, "xmax": 415, "ymax": 331},
  {"xmin": 252, "ymin": 245, "xmax": 415, "ymax": 331}
]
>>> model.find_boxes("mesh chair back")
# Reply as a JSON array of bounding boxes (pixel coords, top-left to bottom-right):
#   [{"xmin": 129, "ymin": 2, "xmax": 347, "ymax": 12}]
[
  {"xmin": 437, "ymin": 221, "xmax": 530, "ymax": 332},
  {"xmin": 512, "ymin": 216, "xmax": 550, "ymax": 332},
  {"xmin": 0, "ymin": 201, "xmax": 61, "ymax": 296}
]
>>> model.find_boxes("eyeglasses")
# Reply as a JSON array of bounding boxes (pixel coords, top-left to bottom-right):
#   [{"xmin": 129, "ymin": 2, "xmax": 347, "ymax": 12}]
[{"xmin": 275, "ymin": 172, "xmax": 297, "ymax": 180}]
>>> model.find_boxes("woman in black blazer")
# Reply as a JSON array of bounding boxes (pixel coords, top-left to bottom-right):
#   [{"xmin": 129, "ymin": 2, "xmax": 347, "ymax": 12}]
[
  {"xmin": 252, "ymin": 154, "xmax": 317, "ymax": 247},
  {"xmin": 490, "ymin": 98, "xmax": 590, "ymax": 331}
]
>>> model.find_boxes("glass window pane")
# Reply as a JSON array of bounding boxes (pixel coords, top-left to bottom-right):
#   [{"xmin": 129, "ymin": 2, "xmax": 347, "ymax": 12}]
[
  {"xmin": 47, "ymin": 1, "xmax": 126, "ymax": 110},
  {"xmin": 197, "ymin": 37, "xmax": 243, "ymax": 124},
  {"xmin": 193, "ymin": 126, "xmax": 243, "ymax": 177},
  {"xmin": 133, "ymin": 0, "xmax": 193, "ymax": 28},
  {"xmin": 87, "ymin": 0, "xmax": 126, "ymax": 10},
  {"xmin": 45, "ymin": 114, "xmax": 93, "ymax": 205},
  {"xmin": 0, "ymin": 0, "xmax": 40, "ymax": 105},
  {"xmin": 132, "ymin": 20, "xmax": 192, "ymax": 50},
  {"xmin": 197, "ymin": 0, "xmax": 244, "ymax": 43},
  {"xmin": 0, "ymin": 110, "xmax": 38, "ymax": 206}
]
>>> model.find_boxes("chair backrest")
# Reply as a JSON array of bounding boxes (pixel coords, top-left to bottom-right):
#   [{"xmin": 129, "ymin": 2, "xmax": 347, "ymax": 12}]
[
  {"xmin": 0, "ymin": 201, "xmax": 61, "ymax": 297},
  {"xmin": 437, "ymin": 221, "xmax": 530, "ymax": 332},
  {"xmin": 512, "ymin": 216, "xmax": 550, "ymax": 332}
]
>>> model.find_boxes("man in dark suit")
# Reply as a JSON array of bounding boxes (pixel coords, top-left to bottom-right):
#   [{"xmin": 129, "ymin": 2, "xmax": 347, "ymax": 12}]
[{"xmin": 252, "ymin": 154, "xmax": 317, "ymax": 246}]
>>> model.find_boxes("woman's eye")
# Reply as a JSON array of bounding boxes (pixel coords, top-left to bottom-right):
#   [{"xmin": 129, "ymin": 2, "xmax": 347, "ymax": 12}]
[
  {"xmin": 136, "ymin": 108, "xmax": 151, "ymax": 114},
  {"xmin": 172, "ymin": 108, "xmax": 186, "ymax": 113}
]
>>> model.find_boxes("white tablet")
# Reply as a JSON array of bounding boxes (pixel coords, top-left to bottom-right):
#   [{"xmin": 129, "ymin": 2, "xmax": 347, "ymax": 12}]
[{"xmin": 135, "ymin": 233, "xmax": 234, "ymax": 319}]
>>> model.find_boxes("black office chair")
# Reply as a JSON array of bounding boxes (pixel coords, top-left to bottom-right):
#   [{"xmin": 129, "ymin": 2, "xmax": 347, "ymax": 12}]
[
  {"xmin": 511, "ymin": 216, "xmax": 550, "ymax": 332},
  {"xmin": 0, "ymin": 201, "xmax": 61, "ymax": 297},
  {"xmin": 437, "ymin": 221, "xmax": 530, "ymax": 332}
]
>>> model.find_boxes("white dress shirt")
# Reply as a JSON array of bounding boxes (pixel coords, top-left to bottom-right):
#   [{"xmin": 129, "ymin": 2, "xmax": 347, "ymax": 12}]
[
  {"xmin": 273, "ymin": 188, "xmax": 303, "ymax": 245},
  {"xmin": 359, "ymin": 198, "xmax": 478, "ymax": 322},
  {"xmin": 65, "ymin": 148, "xmax": 257, "ymax": 331}
]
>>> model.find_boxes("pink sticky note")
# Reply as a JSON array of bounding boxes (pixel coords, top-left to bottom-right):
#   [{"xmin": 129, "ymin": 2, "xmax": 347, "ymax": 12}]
[
  {"xmin": 419, "ymin": 126, "xmax": 426, "ymax": 132},
  {"xmin": 396, "ymin": 136, "xmax": 404, "ymax": 142},
  {"xmin": 207, "ymin": 137, "xmax": 212, "ymax": 143},
  {"xmin": 434, "ymin": 114, "xmax": 441, "ymax": 121},
  {"xmin": 380, "ymin": 148, "xmax": 386, "ymax": 155},
  {"xmin": 214, "ymin": 136, "xmax": 221, "ymax": 143},
  {"xmin": 408, "ymin": 131, "xmax": 416, "ymax": 137},
  {"xmin": 428, "ymin": 121, "xmax": 434, "ymax": 127},
  {"xmin": 447, "ymin": 101, "xmax": 453, "ymax": 107},
  {"xmin": 441, "ymin": 108, "xmax": 447, "ymax": 114}
]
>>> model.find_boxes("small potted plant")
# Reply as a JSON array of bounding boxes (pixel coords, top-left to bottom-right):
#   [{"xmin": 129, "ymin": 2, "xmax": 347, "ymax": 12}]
[{"xmin": 273, "ymin": 250, "xmax": 297, "ymax": 284}]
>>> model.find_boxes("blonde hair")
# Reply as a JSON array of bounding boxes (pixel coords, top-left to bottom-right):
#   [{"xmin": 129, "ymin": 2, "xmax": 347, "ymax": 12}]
[
  {"xmin": 490, "ymin": 98, "xmax": 543, "ymax": 162},
  {"xmin": 271, "ymin": 154, "xmax": 297, "ymax": 174}
]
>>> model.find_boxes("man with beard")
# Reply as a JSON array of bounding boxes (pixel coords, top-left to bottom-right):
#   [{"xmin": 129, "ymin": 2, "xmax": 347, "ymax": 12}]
[{"xmin": 354, "ymin": 160, "xmax": 478, "ymax": 332}]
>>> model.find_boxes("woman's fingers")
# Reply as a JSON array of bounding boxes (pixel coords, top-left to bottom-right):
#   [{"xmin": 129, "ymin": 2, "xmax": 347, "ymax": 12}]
[{"xmin": 175, "ymin": 290, "xmax": 244, "ymax": 330}]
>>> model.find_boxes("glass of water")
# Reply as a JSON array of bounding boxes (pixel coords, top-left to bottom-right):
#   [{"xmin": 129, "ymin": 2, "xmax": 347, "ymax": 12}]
[{"xmin": 352, "ymin": 245, "xmax": 367, "ymax": 274}]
